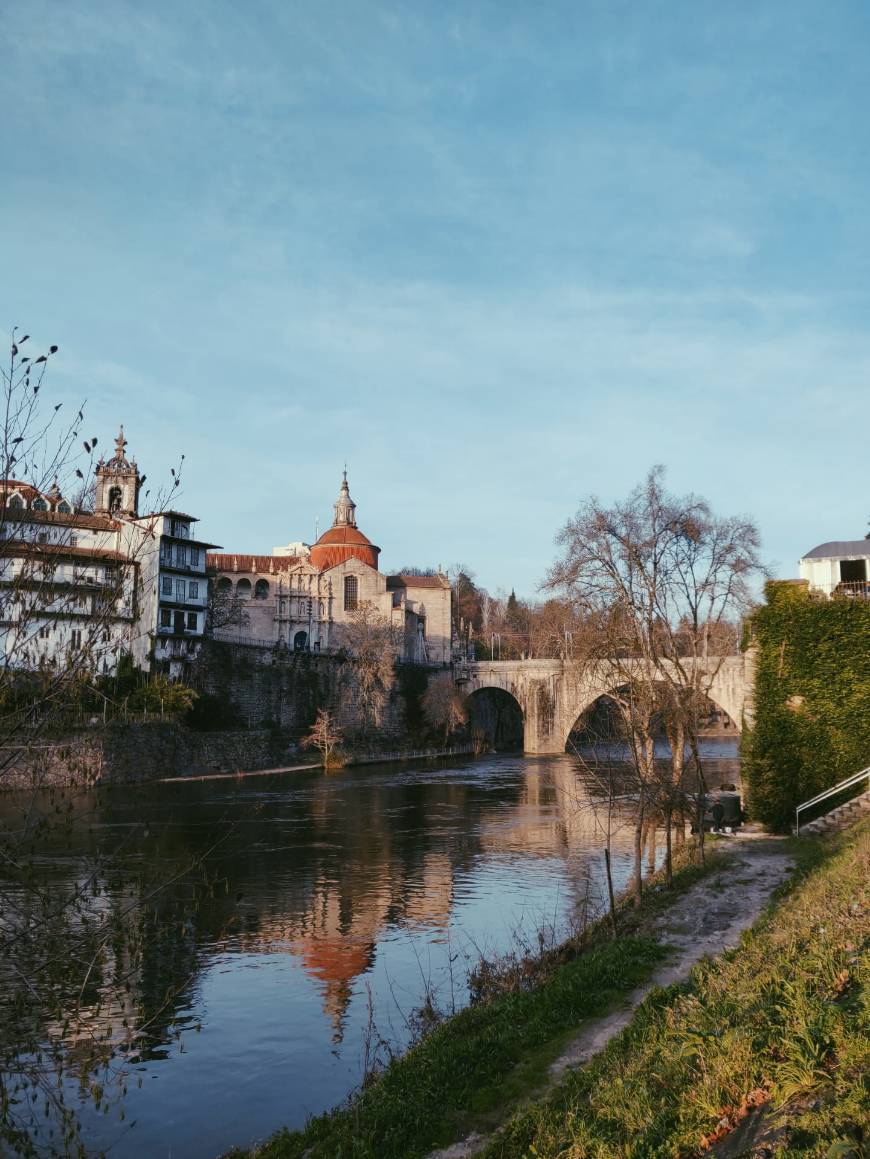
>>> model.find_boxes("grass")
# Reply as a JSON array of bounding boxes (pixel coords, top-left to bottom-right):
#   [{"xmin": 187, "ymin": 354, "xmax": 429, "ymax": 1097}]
[
  {"xmin": 482, "ymin": 819, "xmax": 869, "ymax": 1158},
  {"xmin": 231, "ymin": 936, "xmax": 666, "ymax": 1158},
  {"xmin": 229, "ymin": 829, "xmax": 867, "ymax": 1159},
  {"xmin": 228, "ymin": 847, "xmax": 724, "ymax": 1159}
]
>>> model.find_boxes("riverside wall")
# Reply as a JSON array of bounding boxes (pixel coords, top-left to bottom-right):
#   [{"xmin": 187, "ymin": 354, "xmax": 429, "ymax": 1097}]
[{"xmin": 0, "ymin": 643, "xmax": 457, "ymax": 789}]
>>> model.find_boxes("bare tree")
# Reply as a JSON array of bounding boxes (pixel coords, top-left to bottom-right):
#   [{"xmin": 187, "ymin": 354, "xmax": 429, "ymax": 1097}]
[
  {"xmin": 0, "ymin": 328, "xmax": 197, "ymax": 1152},
  {"xmin": 338, "ymin": 602, "xmax": 401, "ymax": 734},
  {"xmin": 206, "ymin": 577, "xmax": 251, "ymax": 634},
  {"xmin": 548, "ymin": 467, "xmax": 763, "ymax": 900},
  {"xmin": 302, "ymin": 708, "xmax": 343, "ymax": 768},
  {"xmin": 422, "ymin": 678, "xmax": 468, "ymax": 744}
]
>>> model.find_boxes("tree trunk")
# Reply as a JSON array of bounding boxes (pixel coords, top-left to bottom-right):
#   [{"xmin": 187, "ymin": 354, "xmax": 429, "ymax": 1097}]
[
  {"xmin": 633, "ymin": 790, "xmax": 645, "ymax": 907},
  {"xmin": 604, "ymin": 847, "xmax": 618, "ymax": 938}
]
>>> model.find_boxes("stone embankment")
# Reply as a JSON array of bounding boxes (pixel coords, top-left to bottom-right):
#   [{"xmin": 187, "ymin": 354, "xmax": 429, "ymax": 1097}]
[
  {"xmin": 0, "ymin": 728, "xmax": 479, "ymax": 790},
  {"xmin": 0, "ymin": 724, "xmax": 297, "ymax": 790}
]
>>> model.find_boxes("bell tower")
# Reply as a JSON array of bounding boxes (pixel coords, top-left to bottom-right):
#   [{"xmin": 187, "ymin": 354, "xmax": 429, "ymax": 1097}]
[{"xmin": 95, "ymin": 426, "xmax": 141, "ymax": 517}]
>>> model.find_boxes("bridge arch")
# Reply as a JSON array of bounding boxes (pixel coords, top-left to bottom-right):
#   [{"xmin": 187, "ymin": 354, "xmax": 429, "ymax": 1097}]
[
  {"xmin": 457, "ymin": 657, "xmax": 749, "ymax": 755},
  {"xmin": 466, "ymin": 685, "xmax": 524, "ymax": 751},
  {"xmin": 562, "ymin": 683, "xmax": 741, "ymax": 754}
]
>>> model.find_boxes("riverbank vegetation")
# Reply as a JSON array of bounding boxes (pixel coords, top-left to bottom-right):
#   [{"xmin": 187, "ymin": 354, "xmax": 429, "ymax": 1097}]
[
  {"xmin": 227, "ymin": 843, "xmax": 719, "ymax": 1159},
  {"xmin": 485, "ymin": 818, "xmax": 868, "ymax": 1159},
  {"xmin": 231, "ymin": 822, "xmax": 867, "ymax": 1159},
  {"xmin": 743, "ymin": 579, "xmax": 870, "ymax": 832}
]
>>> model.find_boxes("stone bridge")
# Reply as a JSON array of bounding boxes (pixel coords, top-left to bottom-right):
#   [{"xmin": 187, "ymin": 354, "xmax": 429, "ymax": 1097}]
[{"xmin": 454, "ymin": 655, "xmax": 753, "ymax": 754}]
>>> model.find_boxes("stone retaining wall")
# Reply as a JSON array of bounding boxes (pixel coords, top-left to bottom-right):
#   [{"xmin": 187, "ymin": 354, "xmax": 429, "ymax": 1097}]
[{"xmin": 0, "ymin": 724, "xmax": 297, "ymax": 790}]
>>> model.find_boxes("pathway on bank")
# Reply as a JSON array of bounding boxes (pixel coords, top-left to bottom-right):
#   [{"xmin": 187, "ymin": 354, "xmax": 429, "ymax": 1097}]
[{"xmin": 431, "ymin": 830, "xmax": 796, "ymax": 1159}]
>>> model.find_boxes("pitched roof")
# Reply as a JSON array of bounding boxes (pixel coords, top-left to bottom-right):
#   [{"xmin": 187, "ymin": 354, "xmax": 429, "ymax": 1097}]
[
  {"xmin": 802, "ymin": 540, "xmax": 870, "ymax": 560},
  {"xmin": 2, "ymin": 508, "xmax": 121, "ymax": 531},
  {"xmin": 386, "ymin": 573, "xmax": 450, "ymax": 590},
  {"xmin": 207, "ymin": 553, "xmax": 304, "ymax": 574},
  {"xmin": 1, "ymin": 541, "xmax": 127, "ymax": 562}
]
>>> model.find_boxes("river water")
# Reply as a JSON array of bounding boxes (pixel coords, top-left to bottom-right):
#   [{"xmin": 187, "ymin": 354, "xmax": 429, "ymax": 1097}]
[{"xmin": 1, "ymin": 743, "xmax": 738, "ymax": 1158}]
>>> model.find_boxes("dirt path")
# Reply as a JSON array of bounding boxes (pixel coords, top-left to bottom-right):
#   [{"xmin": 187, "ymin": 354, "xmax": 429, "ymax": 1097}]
[{"xmin": 430, "ymin": 830, "xmax": 795, "ymax": 1159}]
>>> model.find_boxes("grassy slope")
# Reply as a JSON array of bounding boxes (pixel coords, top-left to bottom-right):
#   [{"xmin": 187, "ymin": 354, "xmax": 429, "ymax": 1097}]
[
  {"xmin": 229, "ymin": 853, "xmax": 723, "ymax": 1159},
  {"xmin": 233, "ymin": 935, "xmax": 666, "ymax": 1159},
  {"xmin": 485, "ymin": 821, "xmax": 869, "ymax": 1158}
]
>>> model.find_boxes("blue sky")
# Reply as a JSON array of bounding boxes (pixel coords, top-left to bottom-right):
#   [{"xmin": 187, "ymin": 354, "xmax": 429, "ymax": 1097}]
[{"xmin": 3, "ymin": 1, "xmax": 869, "ymax": 596}]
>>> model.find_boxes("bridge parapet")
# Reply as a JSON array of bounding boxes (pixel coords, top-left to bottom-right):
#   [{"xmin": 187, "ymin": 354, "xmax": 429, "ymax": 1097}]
[{"xmin": 457, "ymin": 656, "xmax": 750, "ymax": 754}]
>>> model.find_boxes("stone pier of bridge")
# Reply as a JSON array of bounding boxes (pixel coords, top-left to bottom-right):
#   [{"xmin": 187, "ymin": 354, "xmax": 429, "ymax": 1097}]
[{"xmin": 454, "ymin": 655, "xmax": 753, "ymax": 755}]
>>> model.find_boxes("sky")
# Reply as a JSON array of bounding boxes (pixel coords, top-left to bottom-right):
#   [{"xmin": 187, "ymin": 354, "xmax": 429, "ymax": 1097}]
[{"xmin": 3, "ymin": 1, "xmax": 869, "ymax": 597}]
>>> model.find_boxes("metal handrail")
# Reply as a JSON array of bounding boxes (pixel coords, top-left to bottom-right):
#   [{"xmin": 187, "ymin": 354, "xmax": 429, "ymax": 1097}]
[{"xmin": 795, "ymin": 764, "xmax": 870, "ymax": 834}]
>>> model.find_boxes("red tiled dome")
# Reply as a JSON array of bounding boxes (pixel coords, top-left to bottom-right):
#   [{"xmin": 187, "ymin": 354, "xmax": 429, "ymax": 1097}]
[{"xmin": 310, "ymin": 524, "xmax": 380, "ymax": 571}]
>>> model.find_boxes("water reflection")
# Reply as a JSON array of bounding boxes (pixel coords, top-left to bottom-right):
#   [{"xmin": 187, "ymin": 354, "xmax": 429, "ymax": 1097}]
[{"xmin": 0, "ymin": 744, "xmax": 738, "ymax": 1157}]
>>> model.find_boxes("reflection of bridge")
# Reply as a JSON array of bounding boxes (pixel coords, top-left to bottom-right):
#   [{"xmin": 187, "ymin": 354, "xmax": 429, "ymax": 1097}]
[{"xmin": 455, "ymin": 656, "xmax": 753, "ymax": 754}]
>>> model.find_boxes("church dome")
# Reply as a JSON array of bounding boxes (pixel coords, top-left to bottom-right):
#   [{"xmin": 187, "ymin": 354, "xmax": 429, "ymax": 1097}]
[{"xmin": 309, "ymin": 472, "xmax": 380, "ymax": 571}]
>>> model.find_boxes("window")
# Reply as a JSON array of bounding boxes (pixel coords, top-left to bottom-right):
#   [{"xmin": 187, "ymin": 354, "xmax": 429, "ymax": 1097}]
[
  {"xmin": 236, "ymin": 578, "xmax": 252, "ymax": 599},
  {"xmin": 175, "ymin": 579, "xmax": 187, "ymax": 602},
  {"xmin": 37, "ymin": 533, "xmax": 48, "ymax": 544},
  {"xmin": 188, "ymin": 580, "xmax": 199, "ymax": 599},
  {"xmin": 176, "ymin": 545, "xmax": 188, "ymax": 567},
  {"xmin": 69, "ymin": 535, "xmax": 77, "ymax": 549},
  {"xmin": 161, "ymin": 576, "xmax": 172, "ymax": 596},
  {"xmin": 7, "ymin": 495, "xmax": 23, "ymax": 509},
  {"xmin": 107, "ymin": 486, "xmax": 122, "ymax": 512},
  {"xmin": 32, "ymin": 498, "xmax": 48, "ymax": 512},
  {"xmin": 57, "ymin": 501, "xmax": 71, "ymax": 514},
  {"xmin": 186, "ymin": 612, "xmax": 198, "ymax": 631},
  {"xmin": 216, "ymin": 577, "xmax": 231, "ymax": 592},
  {"xmin": 70, "ymin": 629, "xmax": 82, "ymax": 650},
  {"xmin": 344, "ymin": 575, "xmax": 358, "ymax": 611},
  {"xmin": 189, "ymin": 546, "xmax": 200, "ymax": 567},
  {"xmin": 160, "ymin": 608, "xmax": 172, "ymax": 628},
  {"xmin": 39, "ymin": 625, "xmax": 50, "ymax": 640},
  {"xmin": 171, "ymin": 520, "xmax": 189, "ymax": 539},
  {"xmin": 254, "ymin": 579, "xmax": 269, "ymax": 600}
]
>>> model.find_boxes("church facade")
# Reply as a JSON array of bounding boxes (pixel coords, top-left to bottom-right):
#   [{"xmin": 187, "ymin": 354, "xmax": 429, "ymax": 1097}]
[{"xmin": 207, "ymin": 473, "xmax": 451, "ymax": 665}]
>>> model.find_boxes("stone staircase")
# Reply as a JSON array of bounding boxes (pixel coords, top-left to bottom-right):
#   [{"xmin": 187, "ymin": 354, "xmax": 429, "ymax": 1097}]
[{"xmin": 797, "ymin": 788, "xmax": 870, "ymax": 836}]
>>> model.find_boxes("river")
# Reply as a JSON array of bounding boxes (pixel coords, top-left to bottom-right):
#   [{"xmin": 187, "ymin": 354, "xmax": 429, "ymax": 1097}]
[{"xmin": 0, "ymin": 742, "xmax": 738, "ymax": 1157}]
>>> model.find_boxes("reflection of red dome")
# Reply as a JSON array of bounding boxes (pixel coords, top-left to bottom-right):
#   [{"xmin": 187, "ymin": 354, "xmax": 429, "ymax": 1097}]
[{"xmin": 310, "ymin": 525, "xmax": 380, "ymax": 571}]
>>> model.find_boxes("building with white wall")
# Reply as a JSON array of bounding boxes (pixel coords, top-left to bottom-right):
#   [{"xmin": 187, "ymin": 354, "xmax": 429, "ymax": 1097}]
[
  {"xmin": 208, "ymin": 472, "xmax": 452, "ymax": 665},
  {"xmin": 799, "ymin": 538, "xmax": 870, "ymax": 599},
  {"xmin": 0, "ymin": 429, "xmax": 219, "ymax": 679}
]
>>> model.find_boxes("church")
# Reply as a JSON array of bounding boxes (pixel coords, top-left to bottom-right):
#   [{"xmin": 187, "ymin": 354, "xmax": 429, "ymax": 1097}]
[{"xmin": 207, "ymin": 473, "xmax": 451, "ymax": 665}]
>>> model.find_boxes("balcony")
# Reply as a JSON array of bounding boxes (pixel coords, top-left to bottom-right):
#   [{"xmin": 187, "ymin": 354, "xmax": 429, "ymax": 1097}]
[{"xmin": 810, "ymin": 580, "xmax": 870, "ymax": 601}]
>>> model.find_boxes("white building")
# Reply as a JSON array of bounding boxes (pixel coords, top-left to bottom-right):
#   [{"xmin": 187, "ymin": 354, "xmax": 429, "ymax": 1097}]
[
  {"xmin": 208, "ymin": 472, "xmax": 452, "ymax": 665},
  {"xmin": 0, "ymin": 429, "xmax": 219, "ymax": 679},
  {"xmin": 799, "ymin": 538, "xmax": 870, "ymax": 599}
]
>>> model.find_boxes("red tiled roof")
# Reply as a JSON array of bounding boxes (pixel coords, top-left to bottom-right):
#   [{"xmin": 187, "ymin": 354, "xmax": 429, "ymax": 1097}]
[
  {"xmin": 2, "ymin": 509, "xmax": 121, "ymax": 531},
  {"xmin": 310, "ymin": 525, "xmax": 380, "ymax": 571},
  {"xmin": 387, "ymin": 574, "xmax": 450, "ymax": 590},
  {"xmin": 1, "ymin": 541, "xmax": 127, "ymax": 562},
  {"xmin": 207, "ymin": 553, "xmax": 303, "ymax": 574}
]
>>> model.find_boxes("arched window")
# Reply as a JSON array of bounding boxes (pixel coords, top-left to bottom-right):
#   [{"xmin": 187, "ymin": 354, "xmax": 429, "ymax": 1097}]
[
  {"xmin": 254, "ymin": 579, "xmax": 270, "ymax": 600},
  {"xmin": 7, "ymin": 495, "xmax": 23, "ymax": 509},
  {"xmin": 293, "ymin": 630, "xmax": 308, "ymax": 651},
  {"xmin": 236, "ymin": 578, "xmax": 252, "ymax": 599},
  {"xmin": 32, "ymin": 498, "xmax": 48, "ymax": 512},
  {"xmin": 216, "ymin": 577, "xmax": 232, "ymax": 593},
  {"xmin": 56, "ymin": 501, "xmax": 71, "ymax": 514},
  {"xmin": 108, "ymin": 486, "xmax": 122, "ymax": 512},
  {"xmin": 344, "ymin": 575, "xmax": 358, "ymax": 611}
]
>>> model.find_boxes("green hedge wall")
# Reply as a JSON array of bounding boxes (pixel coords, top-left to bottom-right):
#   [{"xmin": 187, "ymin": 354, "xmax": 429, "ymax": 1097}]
[{"xmin": 743, "ymin": 580, "xmax": 870, "ymax": 831}]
